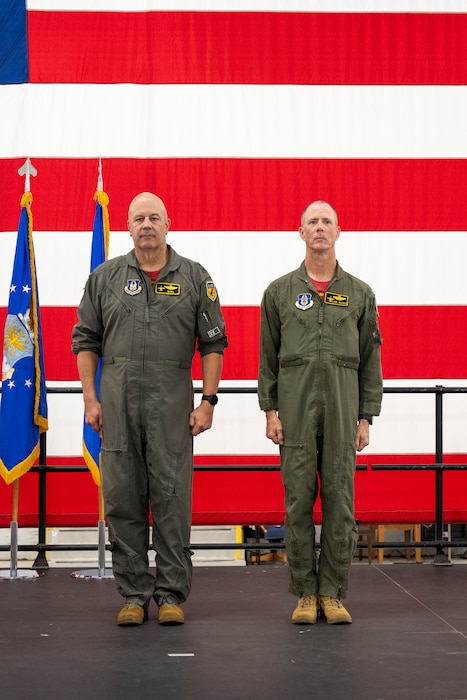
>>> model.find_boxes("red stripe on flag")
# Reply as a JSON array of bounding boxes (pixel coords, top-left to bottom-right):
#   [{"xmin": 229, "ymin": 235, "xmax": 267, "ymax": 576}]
[
  {"xmin": 27, "ymin": 11, "xmax": 467, "ymax": 85},
  {"xmin": 1, "ymin": 305, "xmax": 466, "ymax": 381},
  {"xmin": 1, "ymin": 158, "xmax": 466, "ymax": 232}
]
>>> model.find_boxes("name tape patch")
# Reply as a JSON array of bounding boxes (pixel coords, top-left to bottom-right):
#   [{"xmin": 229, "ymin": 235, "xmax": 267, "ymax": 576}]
[
  {"xmin": 155, "ymin": 282, "xmax": 181, "ymax": 295},
  {"xmin": 324, "ymin": 292, "xmax": 349, "ymax": 307}
]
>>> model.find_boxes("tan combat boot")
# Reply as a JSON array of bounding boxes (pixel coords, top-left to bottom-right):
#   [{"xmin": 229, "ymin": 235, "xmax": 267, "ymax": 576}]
[
  {"xmin": 117, "ymin": 602, "xmax": 148, "ymax": 626},
  {"xmin": 158, "ymin": 603, "xmax": 185, "ymax": 625},
  {"xmin": 319, "ymin": 596, "xmax": 352, "ymax": 624},
  {"xmin": 291, "ymin": 594, "xmax": 318, "ymax": 624}
]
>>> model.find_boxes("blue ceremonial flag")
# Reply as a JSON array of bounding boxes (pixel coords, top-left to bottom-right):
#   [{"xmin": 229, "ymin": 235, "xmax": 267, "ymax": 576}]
[
  {"xmin": 0, "ymin": 192, "xmax": 48, "ymax": 484},
  {"xmin": 82, "ymin": 190, "xmax": 109, "ymax": 486}
]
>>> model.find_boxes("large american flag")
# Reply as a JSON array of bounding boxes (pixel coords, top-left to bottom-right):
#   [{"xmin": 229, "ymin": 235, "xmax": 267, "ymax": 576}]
[{"xmin": 1, "ymin": 1, "xmax": 466, "ymax": 521}]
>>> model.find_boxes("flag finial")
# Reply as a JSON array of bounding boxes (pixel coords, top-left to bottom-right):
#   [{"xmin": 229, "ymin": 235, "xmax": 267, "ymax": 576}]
[
  {"xmin": 97, "ymin": 158, "xmax": 103, "ymax": 192},
  {"xmin": 18, "ymin": 158, "xmax": 37, "ymax": 194}
]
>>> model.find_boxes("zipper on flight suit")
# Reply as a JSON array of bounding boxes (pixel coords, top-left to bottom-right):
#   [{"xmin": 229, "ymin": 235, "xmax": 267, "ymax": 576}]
[
  {"xmin": 139, "ymin": 275, "xmax": 152, "ymax": 430},
  {"xmin": 316, "ymin": 293, "xmax": 326, "ymax": 421}
]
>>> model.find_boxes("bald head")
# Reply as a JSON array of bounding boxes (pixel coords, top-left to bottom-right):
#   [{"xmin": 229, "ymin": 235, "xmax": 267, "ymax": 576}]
[
  {"xmin": 128, "ymin": 192, "xmax": 170, "ymax": 227},
  {"xmin": 301, "ymin": 200, "xmax": 338, "ymax": 227},
  {"xmin": 127, "ymin": 192, "xmax": 171, "ymax": 263}
]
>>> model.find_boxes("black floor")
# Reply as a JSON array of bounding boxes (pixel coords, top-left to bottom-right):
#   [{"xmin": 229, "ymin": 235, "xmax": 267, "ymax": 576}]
[{"xmin": 1, "ymin": 562, "xmax": 467, "ymax": 700}]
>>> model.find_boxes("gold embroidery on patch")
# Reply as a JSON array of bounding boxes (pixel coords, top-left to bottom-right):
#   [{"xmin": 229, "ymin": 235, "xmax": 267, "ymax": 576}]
[
  {"xmin": 324, "ymin": 292, "xmax": 349, "ymax": 307},
  {"xmin": 206, "ymin": 281, "xmax": 217, "ymax": 301},
  {"xmin": 155, "ymin": 282, "xmax": 181, "ymax": 295}
]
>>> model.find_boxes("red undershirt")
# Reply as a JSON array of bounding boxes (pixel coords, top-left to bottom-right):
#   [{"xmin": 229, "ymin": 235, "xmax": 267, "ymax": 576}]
[
  {"xmin": 310, "ymin": 277, "xmax": 330, "ymax": 299},
  {"xmin": 147, "ymin": 270, "xmax": 162, "ymax": 284}
]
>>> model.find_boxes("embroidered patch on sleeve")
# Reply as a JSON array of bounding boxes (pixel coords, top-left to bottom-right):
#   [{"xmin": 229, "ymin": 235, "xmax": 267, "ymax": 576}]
[{"xmin": 206, "ymin": 281, "xmax": 218, "ymax": 301}]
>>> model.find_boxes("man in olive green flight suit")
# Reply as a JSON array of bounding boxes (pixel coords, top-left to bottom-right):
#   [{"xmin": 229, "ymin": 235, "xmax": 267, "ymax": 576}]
[
  {"xmin": 258, "ymin": 201, "xmax": 382, "ymax": 625},
  {"xmin": 72, "ymin": 192, "xmax": 227, "ymax": 627}
]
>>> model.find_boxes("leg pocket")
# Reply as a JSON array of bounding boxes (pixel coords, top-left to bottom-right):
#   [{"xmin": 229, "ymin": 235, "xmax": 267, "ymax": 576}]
[{"xmin": 100, "ymin": 358, "xmax": 128, "ymax": 452}]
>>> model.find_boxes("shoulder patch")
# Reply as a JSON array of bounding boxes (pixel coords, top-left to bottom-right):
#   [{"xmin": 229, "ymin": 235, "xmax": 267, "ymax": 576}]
[{"xmin": 206, "ymin": 281, "xmax": 218, "ymax": 301}]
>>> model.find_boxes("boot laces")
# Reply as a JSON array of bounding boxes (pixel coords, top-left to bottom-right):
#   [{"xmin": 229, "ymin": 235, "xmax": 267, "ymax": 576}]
[{"xmin": 299, "ymin": 595, "xmax": 316, "ymax": 608}]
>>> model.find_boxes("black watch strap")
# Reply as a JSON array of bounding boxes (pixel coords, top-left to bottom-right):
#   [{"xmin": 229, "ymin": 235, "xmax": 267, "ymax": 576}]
[
  {"xmin": 202, "ymin": 394, "xmax": 218, "ymax": 406},
  {"xmin": 358, "ymin": 413, "xmax": 373, "ymax": 425}
]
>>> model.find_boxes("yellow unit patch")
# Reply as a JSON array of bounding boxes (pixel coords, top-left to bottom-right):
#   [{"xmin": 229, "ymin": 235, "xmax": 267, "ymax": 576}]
[
  {"xmin": 206, "ymin": 281, "xmax": 218, "ymax": 301},
  {"xmin": 155, "ymin": 282, "xmax": 181, "ymax": 295},
  {"xmin": 324, "ymin": 291, "xmax": 349, "ymax": 307}
]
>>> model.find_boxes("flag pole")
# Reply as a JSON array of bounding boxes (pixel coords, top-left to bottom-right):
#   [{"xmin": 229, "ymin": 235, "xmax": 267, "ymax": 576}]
[
  {"xmin": 72, "ymin": 159, "xmax": 113, "ymax": 580},
  {"xmin": 97, "ymin": 478, "xmax": 106, "ymax": 576},
  {"xmin": 10, "ymin": 481, "xmax": 19, "ymax": 577},
  {"xmin": 0, "ymin": 159, "xmax": 40, "ymax": 580}
]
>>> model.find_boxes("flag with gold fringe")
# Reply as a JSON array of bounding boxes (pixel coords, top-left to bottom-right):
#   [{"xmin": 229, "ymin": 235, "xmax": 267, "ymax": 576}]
[
  {"xmin": 0, "ymin": 192, "xmax": 48, "ymax": 484},
  {"xmin": 82, "ymin": 189, "xmax": 109, "ymax": 486}
]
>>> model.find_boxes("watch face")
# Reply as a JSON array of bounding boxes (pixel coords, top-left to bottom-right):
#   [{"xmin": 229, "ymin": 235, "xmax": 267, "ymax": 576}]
[{"xmin": 203, "ymin": 394, "xmax": 218, "ymax": 405}]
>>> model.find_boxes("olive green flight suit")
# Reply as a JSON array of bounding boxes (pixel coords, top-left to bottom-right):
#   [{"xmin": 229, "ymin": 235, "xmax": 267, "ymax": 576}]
[
  {"xmin": 72, "ymin": 247, "xmax": 227, "ymax": 606},
  {"xmin": 258, "ymin": 261, "xmax": 382, "ymax": 599}
]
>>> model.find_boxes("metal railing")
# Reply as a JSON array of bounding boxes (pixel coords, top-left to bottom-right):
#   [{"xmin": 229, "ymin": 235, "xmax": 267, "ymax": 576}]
[{"xmin": 1, "ymin": 385, "xmax": 467, "ymax": 568}]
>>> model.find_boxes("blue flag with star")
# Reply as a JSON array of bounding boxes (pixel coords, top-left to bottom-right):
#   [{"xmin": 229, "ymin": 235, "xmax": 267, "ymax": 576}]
[
  {"xmin": 82, "ymin": 191, "xmax": 109, "ymax": 487},
  {"xmin": 0, "ymin": 192, "xmax": 48, "ymax": 484}
]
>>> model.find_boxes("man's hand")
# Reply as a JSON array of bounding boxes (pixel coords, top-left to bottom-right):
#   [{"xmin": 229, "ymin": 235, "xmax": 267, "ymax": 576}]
[
  {"xmin": 355, "ymin": 419, "xmax": 370, "ymax": 452},
  {"xmin": 84, "ymin": 396, "xmax": 103, "ymax": 434},
  {"xmin": 190, "ymin": 402, "xmax": 215, "ymax": 436},
  {"xmin": 265, "ymin": 411, "xmax": 284, "ymax": 445}
]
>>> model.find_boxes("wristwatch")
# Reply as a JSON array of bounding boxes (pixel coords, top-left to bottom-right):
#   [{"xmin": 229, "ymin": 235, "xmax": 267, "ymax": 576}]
[
  {"xmin": 202, "ymin": 394, "xmax": 218, "ymax": 406},
  {"xmin": 358, "ymin": 413, "xmax": 373, "ymax": 425}
]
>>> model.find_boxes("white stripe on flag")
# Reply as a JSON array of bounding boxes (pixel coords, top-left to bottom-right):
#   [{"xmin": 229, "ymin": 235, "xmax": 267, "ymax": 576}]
[
  {"xmin": 25, "ymin": 1, "xmax": 467, "ymax": 13},
  {"xmin": 2, "ymin": 84, "xmax": 466, "ymax": 158}
]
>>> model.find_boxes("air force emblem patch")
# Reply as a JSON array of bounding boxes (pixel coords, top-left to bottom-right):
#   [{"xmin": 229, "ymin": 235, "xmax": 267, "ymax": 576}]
[
  {"xmin": 124, "ymin": 279, "xmax": 142, "ymax": 296},
  {"xmin": 295, "ymin": 293, "xmax": 313, "ymax": 310}
]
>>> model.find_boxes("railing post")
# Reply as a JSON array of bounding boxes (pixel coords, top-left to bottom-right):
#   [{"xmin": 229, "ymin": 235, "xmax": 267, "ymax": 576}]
[
  {"xmin": 32, "ymin": 431, "xmax": 49, "ymax": 571},
  {"xmin": 433, "ymin": 385, "xmax": 451, "ymax": 565}
]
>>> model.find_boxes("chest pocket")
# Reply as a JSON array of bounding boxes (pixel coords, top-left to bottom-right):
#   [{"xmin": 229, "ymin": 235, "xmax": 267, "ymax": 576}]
[{"xmin": 331, "ymin": 308, "xmax": 360, "ymax": 360}]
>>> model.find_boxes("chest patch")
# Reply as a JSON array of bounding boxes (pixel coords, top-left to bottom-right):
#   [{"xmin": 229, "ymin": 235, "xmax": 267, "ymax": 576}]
[
  {"xmin": 155, "ymin": 282, "xmax": 181, "ymax": 295},
  {"xmin": 324, "ymin": 292, "xmax": 349, "ymax": 307},
  {"xmin": 295, "ymin": 293, "xmax": 313, "ymax": 310},
  {"xmin": 124, "ymin": 279, "xmax": 142, "ymax": 296}
]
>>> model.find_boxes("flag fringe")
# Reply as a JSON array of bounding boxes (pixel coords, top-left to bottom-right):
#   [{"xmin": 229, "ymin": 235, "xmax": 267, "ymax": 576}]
[
  {"xmin": 0, "ymin": 443, "xmax": 40, "ymax": 486},
  {"xmin": 82, "ymin": 437, "xmax": 101, "ymax": 487}
]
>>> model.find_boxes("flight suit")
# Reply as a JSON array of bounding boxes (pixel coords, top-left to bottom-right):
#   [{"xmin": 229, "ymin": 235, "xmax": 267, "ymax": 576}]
[
  {"xmin": 258, "ymin": 261, "xmax": 382, "ymax": 599},
  {"xmin": 72, "ymin": 246, "xmax": 227, "ymax": 606}
]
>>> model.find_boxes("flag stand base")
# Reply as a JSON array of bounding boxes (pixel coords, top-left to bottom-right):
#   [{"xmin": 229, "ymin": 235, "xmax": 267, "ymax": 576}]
[
  {"xmin": 0, "ymin": 569, "xmax": 41, "ymax": 580},
  {"xmin": 0, "ymin": 521, "xmax": 41, "ymax": 579},
  {"xmin": 71, "ymin": 520, "xmax": 114, "ymax": 579},
  {"xmin": 71, "ymin": 568, "xmax": 114, "ymax": 580}
]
